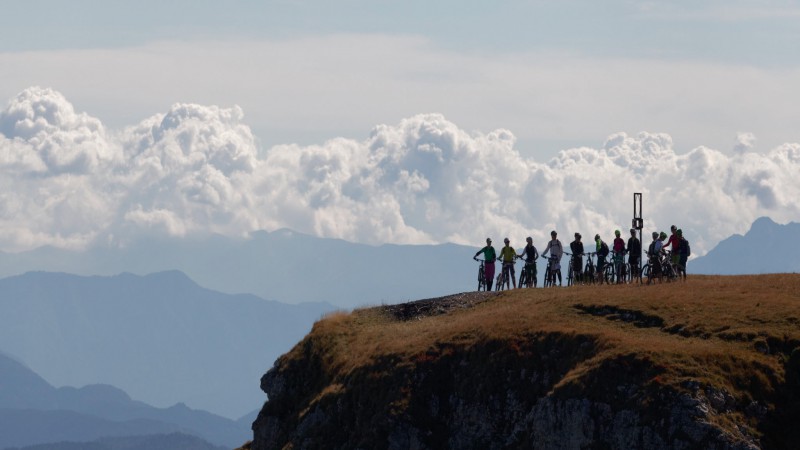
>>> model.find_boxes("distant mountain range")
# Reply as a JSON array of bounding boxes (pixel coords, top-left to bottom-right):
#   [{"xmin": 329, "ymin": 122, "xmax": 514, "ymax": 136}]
[
  {"xmin": 0, "ymin": 351, "xmax": 234, "ymax": 449},
  {"xmin": 0, "ymin": 229, "xmax": 479, "ymax": 308},
  {"xmin": 690, "ymin": 217, "xmax": 800, "ymax": 274},
  {"xmin": 3, "ymin": 432, "xmax": 226, "ymax": 450},
  {"xmin": 0, "ymin": 271, "xmax": 334, "ymax": 419}
]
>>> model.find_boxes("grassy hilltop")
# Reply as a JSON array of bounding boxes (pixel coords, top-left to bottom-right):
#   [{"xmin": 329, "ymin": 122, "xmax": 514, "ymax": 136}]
[{"xmin": 247, "ymin": 275, "xmax": 800, "ymax": 449}]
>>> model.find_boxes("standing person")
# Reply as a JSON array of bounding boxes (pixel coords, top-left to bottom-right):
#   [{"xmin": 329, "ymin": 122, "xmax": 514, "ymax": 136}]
[
  {"xmin": 663, "ymin": 225, "xmax": 681, "ymax": 267},
  {"xmin": 542, "ymin": 230, "xmax": 564, "ymax": 286},
  {"xmin": 627, "ymin": 228, "xmax": 642, "ymax": 282},
  {"xmin": 498, "ymin": 237, "xmax": 517, "ymax": 289},
  {"xmin": 517, "ymin": 236, "xmax": 539, "ymax": 287},
  {"xmin": 474, "ymin": 238, "xmax": 496, "ymax": 291},
  {"xmin": 612, "ymin": 230, "xmax": 626, "ymax": 283},
  {"xmin": 595, "ymin": 234, "xmax": 609, "ymax": 283},
  {"xmin": 678, "ymin": 229, "xmax": 690, "ymax": 281},
  {"xmin": 570, "ymin": 233, "xmax": 584, "ymax": 283},
  {"xmin": 646, "ymin": 232, "xmax": 661, "ymax": 283}
]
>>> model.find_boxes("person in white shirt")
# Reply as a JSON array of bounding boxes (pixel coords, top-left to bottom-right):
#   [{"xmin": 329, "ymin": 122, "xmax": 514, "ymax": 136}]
[{"xmin": 542, "ymin": 230, "xmax": 564, "ymax": 286}]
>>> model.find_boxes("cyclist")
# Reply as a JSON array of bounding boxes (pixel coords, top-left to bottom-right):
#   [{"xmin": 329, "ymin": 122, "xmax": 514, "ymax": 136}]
[
  {"xmin": 646, "ymin": 231, "xmax": 662, "ymax": 281},
  {"xmin": 570, "ymin": 232, "xmax": 584, "ymax": 283},
  {"xmin": 498, "ymin": 237, "xmax": 517, "ymax": 289},
  {"xmin": 612, "ymin": 230, "xmax": 626, "ymax": 283},
  {"xmin": 627, "ymin": 228, "xmax": 641, "ymax": 281},
  {"xmin": 542, "ymin": 230, "xmax": 563, "ymax": 286},
  {"xmin": 517, "ymin": 236, "xmax": 539, "ymax": 287},
  {"xmin": 663, "ymin": 225, "xmax": 681, "ymax": 267},
  {"xmin": 595, "ymin": 234, "xmax": 609, "ymax": 283},
  {"xmin": 473, "ymin": 238, "xmax": 496, "ymax": 291},
  {"xmin": 677, "ymin": 229, "xmax": 690, "ymax": 281}
]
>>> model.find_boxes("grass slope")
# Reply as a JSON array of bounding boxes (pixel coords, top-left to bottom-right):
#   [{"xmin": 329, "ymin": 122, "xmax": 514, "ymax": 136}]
[{"xmin": 253, "ymin": 275, "xmax": 800, "ymax": 449}]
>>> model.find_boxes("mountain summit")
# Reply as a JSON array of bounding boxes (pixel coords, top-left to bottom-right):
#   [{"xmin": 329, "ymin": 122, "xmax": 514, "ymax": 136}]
[
  {"xmin": 691, "ymin": 217, "xmax": 800, "ymax": 274},
  {"xmin": 247, "ymin": 275, "xmax": 800, "ymax": 449}
]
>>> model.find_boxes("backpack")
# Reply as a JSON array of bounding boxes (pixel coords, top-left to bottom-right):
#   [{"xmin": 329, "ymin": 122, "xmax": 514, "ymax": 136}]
[
  {"xmin": 680, "ymin": 239, "xmax": 691, "ymax": 257},
  {"xmin": 599, "ymin": 241, "xmax": 609, "ymax": 257}
]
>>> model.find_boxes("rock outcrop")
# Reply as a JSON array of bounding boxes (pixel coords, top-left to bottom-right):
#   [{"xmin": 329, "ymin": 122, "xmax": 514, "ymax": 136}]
[{"xmin": 250, "ymin": 276, "xmax": 800, "ymax": 449}]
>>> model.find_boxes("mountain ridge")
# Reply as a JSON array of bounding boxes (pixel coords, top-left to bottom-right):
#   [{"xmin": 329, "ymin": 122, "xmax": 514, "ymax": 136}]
[
  {"xmin": 0, "ymin": 352, "xmax": 245, "ymax": 448},
  {"xmin": 691, "ymin": 216, "xmax": 800, "ymax": 274},
  {"xmin": 0, "ymin": 270, "xmax": 335, "ymax": 419}
]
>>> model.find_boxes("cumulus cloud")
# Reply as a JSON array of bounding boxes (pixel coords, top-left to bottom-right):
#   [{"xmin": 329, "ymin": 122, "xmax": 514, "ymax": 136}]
[
  {"xmin": 733, "ymin": 132, "xmax": 756, "ymax": 154},
  {"xmin": 0, "ymin": 87, "xmax": 798, "ymax": 255}
]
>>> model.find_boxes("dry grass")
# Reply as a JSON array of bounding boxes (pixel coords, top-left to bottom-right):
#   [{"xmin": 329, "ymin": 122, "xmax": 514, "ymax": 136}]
[{"xmin": 283, "ymin": 274, "xmax": 800, "ymax": 405}]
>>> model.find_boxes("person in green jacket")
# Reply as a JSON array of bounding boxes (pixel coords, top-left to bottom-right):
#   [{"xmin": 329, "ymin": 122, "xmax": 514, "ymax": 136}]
[{"xmin": 474, "ymin": 238, "xmax": 496, "ymax": 290}]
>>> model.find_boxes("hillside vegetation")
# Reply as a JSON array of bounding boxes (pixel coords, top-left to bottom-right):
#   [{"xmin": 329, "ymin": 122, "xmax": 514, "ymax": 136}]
[{"xmin": 248, "ymin": 275, "xmax": 800, "ymax": 449}]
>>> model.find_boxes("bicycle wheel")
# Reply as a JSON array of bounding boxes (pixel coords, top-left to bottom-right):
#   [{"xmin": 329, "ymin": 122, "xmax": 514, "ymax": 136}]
[
  {"xmin": 663, "ymin": 263, "xmax": 676, "ymax": 282},
  {"xmin": 519, "ymin": 268, "xmax": 528, "ymax": 288},
  {"xmin": 603, "ymin": 265, "xmax": 614, "ymax": 284},
  {"xmin": 543, "ymin": 267, "xmax": 551, "ymax": 287},
  {"xmin": 495, "ymin": 272, "xmax": 503, "ymax": 291},
  {"xmin": 641, "ymin": 264, "xmax": 651, "ymax": 285},
  {"xmin": 583, "ymin": 265, "xmax": 593, "ymax": 285},
  {"xmin": 567, "ymin": 265, "xmax": 574, "ymax": 287},
  {"xmin": 478, "ymin": 266, "xmax": 486, "ymax": 291},
  {"xmin": 620, "ymin": 263, "xmax": 628, "ymax": 284}
]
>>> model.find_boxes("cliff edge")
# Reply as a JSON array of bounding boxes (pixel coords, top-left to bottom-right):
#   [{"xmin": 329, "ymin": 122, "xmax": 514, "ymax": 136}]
[{"xmin": 249, "ymin": 275, "xmax": 800, "ymax": 449}]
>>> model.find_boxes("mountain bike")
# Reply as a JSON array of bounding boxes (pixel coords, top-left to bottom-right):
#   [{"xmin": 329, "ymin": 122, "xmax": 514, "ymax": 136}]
[
  {"xmin": 565, "ymin": 252, "xmax": 584, "ymax": 287},
  {"xmin": 595, "ymin": 253, "xmax": 609, "ymax": 284},
  {"xmin": 495, "ymin": 260, "xmax": 516, "ymax": 291},
  {"xmin": 642, "ymin": 250, "xmax": 677, "ymax": 284},
  {"xmin": 660, "ymin": 250, "xmax": 679, "ymax": 282},
  {"xmin": 474, "ymin": 258, "xmax": 487, "ymax": 291},
  {"xmin": 606, "ymin": 251, "xmax": 628, "ymax": 284},
  {"xmin": 583, "ymin": 252, "xmax": 596, "ymax": 285},
  {"xmin": 543, "ymin": 256, "xmax": 560, "ymax": 287},
  {"xmin": 518, "ymin": 256, "xmax": 537, "ymax": 288},
  {"xmin": 642, "ymin": 253, "xmax": 661, "ymax": 285}
]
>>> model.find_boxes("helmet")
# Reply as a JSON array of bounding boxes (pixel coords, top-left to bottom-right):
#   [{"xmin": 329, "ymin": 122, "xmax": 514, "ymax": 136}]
[
  {"xmin": 526, "ymin": 236, "xmax": 532, "ymax": 242},
  {"xmin": 551, "ymin": 230, "xmax": 557, "ymax": 236},
  {"xmin": 486, "ymin": 238, "xmax": 492, "ymax": 244},
  {"xmin": 575, "ymin": 232, "xmax": 581, "ymax": 238},
  {"xmin": 615, "ymin": 229, "xmax": 620, "ymax": 236},
  {"xmin": 660, "ymin": 232, "xmax": 667, "ymax": 239},
  {"xmin": 594, "ymin": 234, "xmax": 600, "ymax": 241},
  {"xmin": 677, "ymin": 229, "xmax": 683, "ymax": 236},
  {"xmin": 671, "ymin": 224, "xmax": 677, "ymax": 232},
  {"xmin": 630, "ymin": 228, "xmax": 635, "ymax": 234},
  {"xmin": 504, "ymin": 237, "xmax": 510, "ymax": 243},
  {"xmin": 652, "ymin": 231, "xmax": 658, "ymax": 238}
]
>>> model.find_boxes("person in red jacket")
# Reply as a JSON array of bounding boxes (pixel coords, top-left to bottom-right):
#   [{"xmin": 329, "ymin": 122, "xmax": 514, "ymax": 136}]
[{"xmin": 663, "ymin": 225, "xmax": 680, "ymax": 267}]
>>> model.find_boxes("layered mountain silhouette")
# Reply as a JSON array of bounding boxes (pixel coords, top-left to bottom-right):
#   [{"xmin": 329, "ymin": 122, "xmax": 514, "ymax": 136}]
[
  {"xmin": 0, "ymin": 271, "xmax": 334, "ymax": 419},
  {"xmin": 690, "ymin": 216, "xmax": 800, "ymax": 274},
  {"xmin": 0, "ymin": 352, "xmax": 233, "ymax": 448},
  {"xmin": 0, "ymin": 229, "xmax": 478, "ymax": 308},
  {"xmin": 3, "ymin": 432, "xmax": 226, "ymax": 450}
]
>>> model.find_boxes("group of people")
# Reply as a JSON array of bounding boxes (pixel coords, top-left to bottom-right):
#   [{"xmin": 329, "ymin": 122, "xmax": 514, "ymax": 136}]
[
  {"xmin": 473, "ymin": 225, "xmax": 690, "ymax": 290},
  {"xmin": 646, "ymin": 224, "xmax": 691, "ymax": 281}
]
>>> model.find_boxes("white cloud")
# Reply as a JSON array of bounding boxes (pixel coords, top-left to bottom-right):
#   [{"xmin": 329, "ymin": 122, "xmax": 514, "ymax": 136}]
[
  {"xmin": 0, "ymin": 87, "xmax": 799, "ymax": 255},
  {"xmin": 2, "ymin": 36, "xmax": 799, "ymax": 159}
]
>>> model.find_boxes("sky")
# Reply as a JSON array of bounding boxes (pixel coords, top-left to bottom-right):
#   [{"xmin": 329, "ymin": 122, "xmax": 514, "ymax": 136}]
[{"xmin": 0, "ymin": 0, "xmax": 799, "ymax": 256}]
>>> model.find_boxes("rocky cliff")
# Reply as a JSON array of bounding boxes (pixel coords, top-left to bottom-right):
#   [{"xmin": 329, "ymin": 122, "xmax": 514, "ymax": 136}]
[{"xmin": 248, "ymin": 275, "xmax": 800, "ymax": 449}]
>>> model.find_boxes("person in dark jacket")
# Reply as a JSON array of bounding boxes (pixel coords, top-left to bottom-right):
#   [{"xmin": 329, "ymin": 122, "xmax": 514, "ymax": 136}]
[
  {"xmin": 627, "ymin": 228, "xmax": 642, "ymax": 282},
  {"xmin": 570, "ymin": 233, "xmax": 584, "ymax": 283}
]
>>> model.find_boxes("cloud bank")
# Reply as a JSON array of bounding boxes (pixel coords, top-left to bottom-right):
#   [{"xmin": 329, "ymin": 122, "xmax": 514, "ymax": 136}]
[{"xmin": 1, "ymin": 87, "xmax": 797, "ymax": 255}]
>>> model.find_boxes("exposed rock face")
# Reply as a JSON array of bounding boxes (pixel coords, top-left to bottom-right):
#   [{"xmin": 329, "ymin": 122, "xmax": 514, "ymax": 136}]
[
  {"xmin": 253, "ymin": 340, "xmax": 758, "ymax": 449},
  {"xmin": 250, "ymin": 284, "xmax": 800, "ymax": 449}
]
